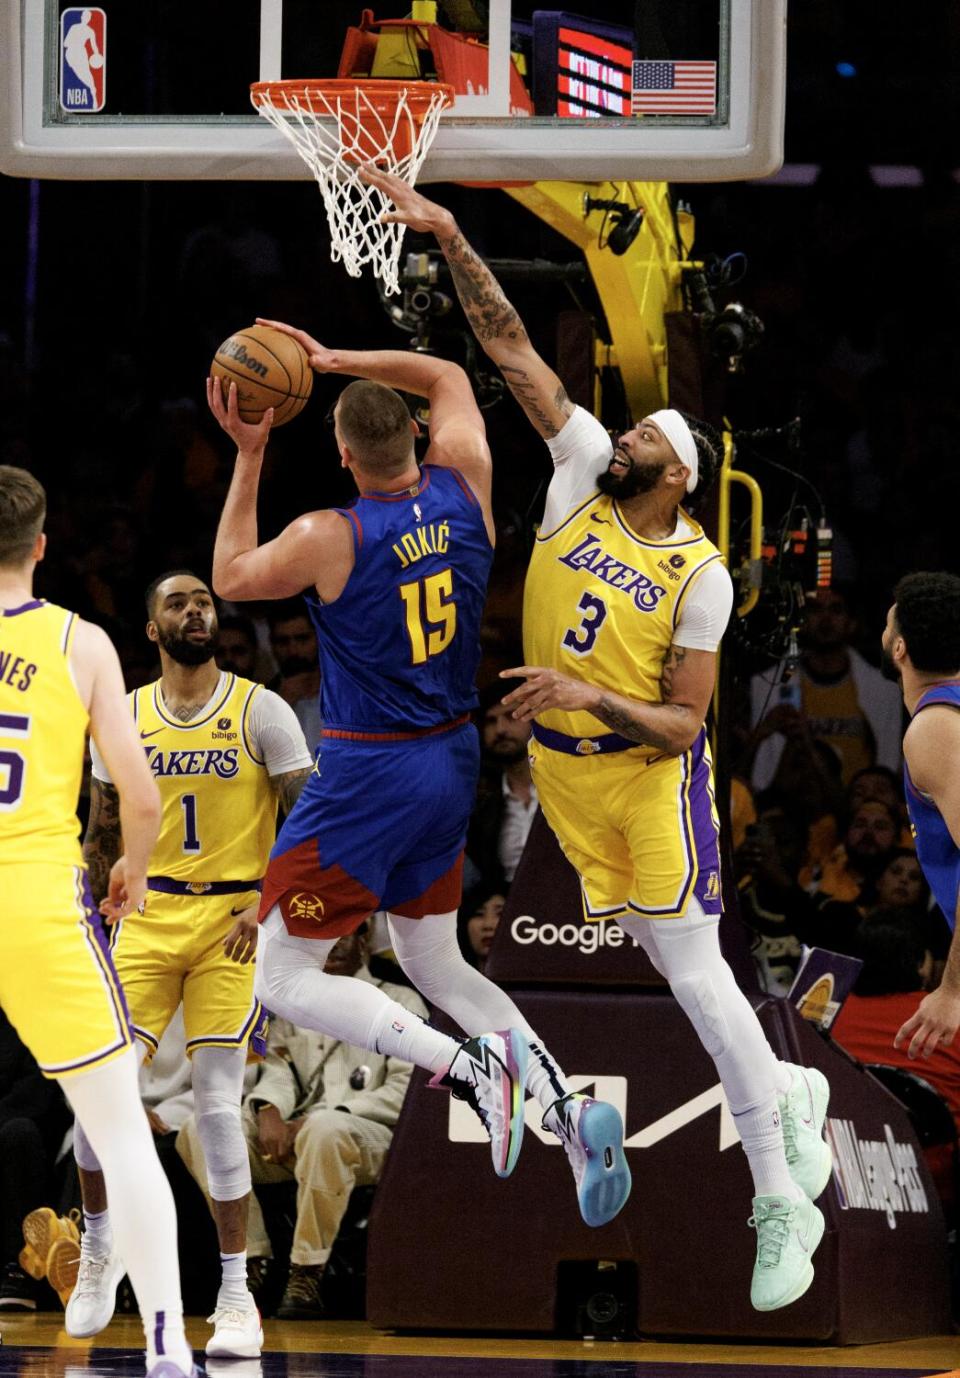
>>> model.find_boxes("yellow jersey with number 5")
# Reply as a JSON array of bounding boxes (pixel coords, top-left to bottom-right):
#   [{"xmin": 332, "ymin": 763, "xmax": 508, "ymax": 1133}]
[
  {"xmin": 523, "ymin": 494, "xmax": 723, "ymax": 753},
  {"xmin": 131, "ymin": 673, "xmax": 276, "ymax": 883},
  {"xmin": 0, "ymin": 600, "xmax": 86, "ymax": 865}
]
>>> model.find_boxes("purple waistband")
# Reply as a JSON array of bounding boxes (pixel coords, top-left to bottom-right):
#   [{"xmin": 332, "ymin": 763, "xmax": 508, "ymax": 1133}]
[
  {"xmin": 531, "ymin": 722, "xmax": 637, "ymax": 756},
  {"xmin": 147, "ymin": 877, "xmax": 262, "ymax": 896}
]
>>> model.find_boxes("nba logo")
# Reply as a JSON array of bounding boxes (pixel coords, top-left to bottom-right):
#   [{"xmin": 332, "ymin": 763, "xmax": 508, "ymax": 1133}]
[{"xmin": 60, "ymin": 8, "xmax": 107, "ymax": 113}]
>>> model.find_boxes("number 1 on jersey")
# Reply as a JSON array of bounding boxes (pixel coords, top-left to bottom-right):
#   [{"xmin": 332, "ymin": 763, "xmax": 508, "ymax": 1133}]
[
  {"xmin": 181, "ymin": 793, "xmax": 201, "ymax": 854},
  {"xmin": 400, "ymin": 568, "xmax": 457, "ymax": 665}
]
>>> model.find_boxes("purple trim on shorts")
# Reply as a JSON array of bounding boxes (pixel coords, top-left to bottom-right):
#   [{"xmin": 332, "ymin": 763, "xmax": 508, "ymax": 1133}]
[
  {"xmin": 154, "ymin": 1310, "xmax": 165, "ymax": 1356},
  {"xmin": 185, "ymin": 999, "xmax": 264, "ymax": 1056},
  {"xmin": 78, "ymin": 869, "xmax": 133, "ymax": 1034}
]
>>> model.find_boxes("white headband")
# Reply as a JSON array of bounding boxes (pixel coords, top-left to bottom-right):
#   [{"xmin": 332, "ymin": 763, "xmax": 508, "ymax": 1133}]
[{"xmin": 646, "ymin": 408, "xmax": 699, "ymax": 493}]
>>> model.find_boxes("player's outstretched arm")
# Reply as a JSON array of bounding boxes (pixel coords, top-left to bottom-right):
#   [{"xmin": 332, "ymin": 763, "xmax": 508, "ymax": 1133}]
[
  {"xmin": 895, "ymin": 706, "xmax": 960, "ymax": 1059},
  {"xmin": 500, "ymin": 642, "xmax": 716, "ymax": 757},
  {"xmin": 74, "ymin": 620, "xmax": 161, "ymax": 918},
  {"xmin": 208, "ymin": 376, "xmax": 354, "ymax": 602},
  {"xmin": 360, "ymin": 167, "xmax": 575, "ymax": 442},
  {"xmin": 254, "ymin": 321, "xmax": 494, "ymax": 536}
]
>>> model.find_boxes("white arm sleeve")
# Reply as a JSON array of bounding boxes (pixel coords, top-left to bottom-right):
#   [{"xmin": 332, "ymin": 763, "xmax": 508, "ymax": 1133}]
[
  {"xmin": 541, "ymin": 406, "xmax": 613, "ymax": 534},
  {"xmin": 672, "ymin": 562, "xmax": 735, "ymax": 652},
  {"xmin": 248, "ymin": 689, "xmax": 314, "ymax": 777},
  {"xmin": 89, "ymin": 734, "xmax": 111, "ymax": 785}
]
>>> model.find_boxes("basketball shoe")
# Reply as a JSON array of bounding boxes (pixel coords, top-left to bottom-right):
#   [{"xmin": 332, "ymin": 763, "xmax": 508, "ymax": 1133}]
[
  {"xmin": 748, "ymin": 1193, "xmax": 825, "ymax": 1311},
  {"xmin": 19, "ymin": 1206, "xmax": 79, "ymax": 1283},
  {"xmin": 430, "ymin": 1029, "xmax": 528, "ymax": 1177},
  {"xmin": 543, "ymin": 1093, "xmax": 632, "ymax": 1227},
  {"xmin": 206, "ymin": 1298, "xmax": 263, "ymax": 1359},
  {"xmin": 63, "ymin": 1237, "xmax": 125, "ymax": 1336},
  {"xmin": 778, "ymin": 1064, "xmax": 833, "ymax": 1200}
]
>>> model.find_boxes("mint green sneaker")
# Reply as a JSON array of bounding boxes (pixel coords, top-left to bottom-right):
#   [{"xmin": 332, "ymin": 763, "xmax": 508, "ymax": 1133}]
[
  {"xmin": 778, "ymin": 1064, "xmax": 833, "ymax": 1200},
  {"xmin": 749, "ymin": 1194, "xmax": 825, "ymax": 1311}
]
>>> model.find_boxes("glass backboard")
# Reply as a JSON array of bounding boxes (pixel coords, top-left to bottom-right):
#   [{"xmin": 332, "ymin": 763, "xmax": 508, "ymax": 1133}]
[{"xmin": 0, "ymin": 0, "xmax": 786, "ymax": 182}]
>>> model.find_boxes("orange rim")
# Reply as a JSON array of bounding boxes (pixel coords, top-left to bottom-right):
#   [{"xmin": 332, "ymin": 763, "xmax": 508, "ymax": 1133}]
[{"xmin": 250, "ymin": 80, "xmax": 456, "ymax": 124}]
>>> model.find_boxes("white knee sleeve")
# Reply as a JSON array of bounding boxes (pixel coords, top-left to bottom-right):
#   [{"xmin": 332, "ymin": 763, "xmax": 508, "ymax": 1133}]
[
  {"xmin": 74, "ymin": 1039, "xmax": 148, "ymax": 1173},
  {"xmin": 192, "ymin": 1046, "xmax": 250, "ymax": 1201},
  {"xmin": 667, "ymin": 970, "xmax": 730, "ymax": 1058},
  {"xmin": 386, "ymin": 911, "xmax": 535, "ymax": 1038}
]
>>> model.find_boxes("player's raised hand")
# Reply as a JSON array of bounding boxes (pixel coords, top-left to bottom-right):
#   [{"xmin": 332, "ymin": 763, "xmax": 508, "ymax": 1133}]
[
  {"xmin": 360, "ymin": 164, "xmax": 456, "ymax": 236},
  {"xmin": 894, "ymin": 984, "xmax": 960, "ymax": 1060},
  {"xmin": 500, "ymin": 665, "xmax": 599, "ymax": 721},
  {"xmin": 223, "ymin": 903, "xmax": 259, "ymax": 964},
  {"xmin": 100, "ymin": 855, "xmax": 147, "ymax": 923},
  {"xmin": 206, "ymin": 377, "xmax": 274, "ymax": 452},
  {"xmin": 254, "ymin": 318, "xmax": 338, "ymax": 373}
]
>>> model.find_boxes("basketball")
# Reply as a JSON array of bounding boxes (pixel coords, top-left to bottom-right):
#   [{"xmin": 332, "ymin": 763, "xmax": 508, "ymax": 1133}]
[{"xmin": 210, "ymin": 324, "xmax": 313, "ymax": 427}]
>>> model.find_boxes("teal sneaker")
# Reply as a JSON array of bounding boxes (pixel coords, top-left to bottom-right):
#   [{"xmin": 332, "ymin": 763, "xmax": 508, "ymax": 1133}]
[
  {"xmin": 749, "ymin": 1193, "xmax": 825, "ymax": 1311},
  {"xmin": 543, "ymin": 1093, "xmax": 632, "ymax": 1228},
  {"xmin": 779, "ymin": 1064, "xmax": 833, "ymax": 1200}
]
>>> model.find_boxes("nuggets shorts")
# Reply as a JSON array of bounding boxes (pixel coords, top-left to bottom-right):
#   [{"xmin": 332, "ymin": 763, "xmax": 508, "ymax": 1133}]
[{"xmin": 260, "ymin": 722, "xmax": 479, "ymax": 940}]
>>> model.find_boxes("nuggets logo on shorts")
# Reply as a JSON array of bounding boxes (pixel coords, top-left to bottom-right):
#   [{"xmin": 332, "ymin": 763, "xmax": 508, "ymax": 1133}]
[{"xmin": 287, "ymin": 891, "xmax": 325, "ymax": 922}]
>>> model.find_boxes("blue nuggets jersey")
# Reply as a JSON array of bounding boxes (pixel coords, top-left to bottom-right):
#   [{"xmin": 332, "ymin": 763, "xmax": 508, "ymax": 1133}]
[
  {"xmin": 904, "ymin": 682, "xmax": 960, "ymax": 932},
  {"xmin": 309, "ymin": 465, "xmax": 493, "ymax": 731}
]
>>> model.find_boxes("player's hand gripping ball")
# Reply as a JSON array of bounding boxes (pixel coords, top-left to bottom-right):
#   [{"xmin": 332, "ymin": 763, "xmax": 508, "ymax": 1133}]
[{"xmin": 211, "ymin": 323, "xmax": 313, "ymax": 427}]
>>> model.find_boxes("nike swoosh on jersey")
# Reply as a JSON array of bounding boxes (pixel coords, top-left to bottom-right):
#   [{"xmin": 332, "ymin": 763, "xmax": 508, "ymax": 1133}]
[
  {"xmin": 590, "ymin": 513, "xmax": 611, "ymax": 525},
  {"xmin": 139, "ymin": 728, "xmax": 164, "ymax": 739},
  {"xmin": 230, "ymin": 905, "xmax": 253, "ymax": 916}
]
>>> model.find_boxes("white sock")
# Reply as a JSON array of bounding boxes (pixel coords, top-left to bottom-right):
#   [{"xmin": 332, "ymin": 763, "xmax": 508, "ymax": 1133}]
[
  {"xmin": 218, "ymin": 1250, "xmax": 251, "ymax": 1309},
  {"xmin": 734, "ymin": 1100, "xmax": 803, "ymax": 1201},
  {"xmin": 82, "ymin": 1207, "xmax": 112, "ymax": 1256}
]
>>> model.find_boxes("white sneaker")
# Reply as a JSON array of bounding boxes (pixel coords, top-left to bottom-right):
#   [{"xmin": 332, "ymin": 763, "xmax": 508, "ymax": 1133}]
[
  {"xmin": 543, "ymin": 1093, "xmax": 632, "ymax": 1227},
  {"xmin": 430, "ymin": 1029, "xmax": 528, "ymax": 1178},
  {"xmin": 206, "ymin": 1298, "xmax": 263, "ymax": 1358},
  {"xmin": 64, "ymin": 1242, "xmax": 125, "ymax": 1338},
  {"xmin": 779, "ymin": 1063, "xmax": 833, "ymax": 1200}
]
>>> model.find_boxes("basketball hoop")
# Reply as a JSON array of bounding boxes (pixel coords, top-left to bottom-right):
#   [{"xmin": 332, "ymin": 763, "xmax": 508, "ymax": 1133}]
[{"xmin": 250, "ymin": 80, "xmax": 455, "ymax": 296}]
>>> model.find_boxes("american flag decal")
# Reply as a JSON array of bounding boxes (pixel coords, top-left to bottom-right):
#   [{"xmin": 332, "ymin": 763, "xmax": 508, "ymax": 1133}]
[{"xmin": 631, "ymin": 60, "xmax": 717, "ymax": 116}]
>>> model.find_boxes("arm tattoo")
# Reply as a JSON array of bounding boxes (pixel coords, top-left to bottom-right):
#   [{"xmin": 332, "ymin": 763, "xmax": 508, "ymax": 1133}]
[
  {"xmin": 501, "ymin": 367, "xmax": 574, "ymax": 439},
  {"xmin": 82, "ymin": 778, "xmax": 122, "ymax": 904},
  {"xmin": 660, "ymin": 644, "xmax": 688, "ymax": 702},
  {"xmin": 271, "ymin": 767, "xmax": 312, "ymax": 818},
  {"xmin": 593, "ymin": 694, "xmax": 678, "ymax": 751},
  {"xmin": 437, "ymin": 230, "xmax": 529, "ymax": 346}
]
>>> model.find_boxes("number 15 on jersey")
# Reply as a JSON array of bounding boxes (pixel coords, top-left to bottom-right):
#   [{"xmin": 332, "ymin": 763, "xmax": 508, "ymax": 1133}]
[{"xmin": 399, "ymin": 568, "xmax": 457, "ymax": 665}]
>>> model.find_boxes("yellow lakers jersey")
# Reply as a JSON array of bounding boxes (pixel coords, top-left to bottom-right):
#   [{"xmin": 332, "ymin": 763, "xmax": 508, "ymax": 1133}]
[
  {"xmin": 0, "ymin": 600, "xmax": 86, "ymax": 866},
  {"xmin": 524, "ymin": 494, "xmax": 723, "ymax": 753},
  {"xmin": 133, "ymin": 673, "xmax": 276, "ymax": 883}
]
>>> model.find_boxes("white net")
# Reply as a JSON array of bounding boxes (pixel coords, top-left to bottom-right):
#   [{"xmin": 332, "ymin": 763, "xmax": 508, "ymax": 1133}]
[{"xmin": 251, "ymin": 81, "xmax": 454, "ymax": 296}]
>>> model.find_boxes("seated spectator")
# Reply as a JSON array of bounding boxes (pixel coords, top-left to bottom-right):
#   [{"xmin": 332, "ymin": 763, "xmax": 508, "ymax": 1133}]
[
  {"xmin": 457, "ymin": 888, "xmax": 506, "ymax": 971},
  {"xmin": 217, "ymin": 612, "xmax": 261, "ymax": 681},
  {"xmin": 735, "ymin": 808, "xmax": 860, "ymax": 993},
  {"xmin": 176, "ymin": 928, "xmax": 427, "ymax": 1320},
  {"xmin": 267, "ymin": 600, "xmax": 321, "ymax": 753},
  {"xmin": 0, "ymin": 1011, "xmax": 71, "ymax": 1310},
  {"xmin": 750, "ymin": 586, "xmax": 903, "ymax": 793},
  {"xmin": 801, "ymin": 798, "xmax": 900, "ymax": 902},
  {"xmin": 759, "ymin": 730, "xmax": 845, "ymax": 875},
  {"xmin": 859, "ymin": 848, "xmax": 952, "ymax": 980},
  {"xmin": 466, "ymin": 683, "xmax": 536, "ymax": 892},
  {"xmin": 831, "ymin": 913, "xmax": 960, "ymax": 1202}
]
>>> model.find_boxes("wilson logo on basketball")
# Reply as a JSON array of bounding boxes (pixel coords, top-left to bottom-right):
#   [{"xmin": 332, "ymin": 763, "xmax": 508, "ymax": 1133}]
[
  {"xmin": 219, "ymin": 340, "xmax": 269, "ymax": 378},
  {"xmin": 287, "ymin": 892, "xmax": 325, "ymax": 922}
]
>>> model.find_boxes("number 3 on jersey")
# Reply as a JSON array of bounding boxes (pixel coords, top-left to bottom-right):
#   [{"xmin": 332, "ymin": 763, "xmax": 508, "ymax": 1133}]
[
  {"xmin": 399, "ymin": 568, "xmax": 457, "ymax": 665},
  {"xmin": 562, "ymin": 592, "xmax": 608, "ymax": 656}
]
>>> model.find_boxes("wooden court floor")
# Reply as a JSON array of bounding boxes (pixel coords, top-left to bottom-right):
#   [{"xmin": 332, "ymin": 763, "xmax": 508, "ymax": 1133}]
[{"xmin": 0, "ymin": 1315, "xmax": 955, "ymax": 1378}]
